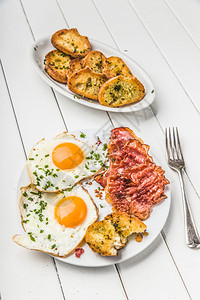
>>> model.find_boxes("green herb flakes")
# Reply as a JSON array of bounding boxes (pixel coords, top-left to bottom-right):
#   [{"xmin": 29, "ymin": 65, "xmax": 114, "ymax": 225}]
[
  {"xmin": 103, "ymin": 143, "xmax": 107, "ymax": 151},
  {"xmin": 80, "ymin": 132, "xmax": 86, "ymax": 138}
]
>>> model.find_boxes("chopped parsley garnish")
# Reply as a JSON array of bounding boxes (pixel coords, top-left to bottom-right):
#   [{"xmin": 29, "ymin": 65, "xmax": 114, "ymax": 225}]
[
  {"xmin": 80, "ymin": 132, "xmax": 86, "ymax": 138},
  {"xmin": 43, "ymin": 181, "xmax": 52, "ymax": 190},
  {"xmin": 40, "ymin": 230, "xmax": 44, "ymax": 233},
  {"xmin": 56, "ymin": 168, "xmax": 60, "ymax": 171},
  {"xmin": 90, "ymin": 100, "xmax": 93, "ymax": 103},
  {"xmin": 44, "ymin": 165, "xmax": 49, "ymax": 168},
  {"xmin": 29, "ymin": 158, "xmax": 34, "ymax": 160},
  {"xmin": 28, "ymin": 232, "xmax": 35, "ymax": 242},
  {"xmin": 53, "ymin": 174, "xmax": 58, "ymax": 177},
  {"xmin": 85, "ymin": 164, "xmax": 89, "ymax": 170},
  {"xmin": 86, "ymin": 156, "xmax": 92, "ymax": 159},
  {"xmin": 94, "ymin": 153, "xmax": 100, "ymax": 160},
  {"xmin": 51, "ymin": 244, "xmax": 56, "ymax": 249},
  {"xmin": 111, "ymin": 157, "xmax": 115, "ymax": 163},
  {"xmin": 48, "ymin": 234, "xmax": 51, "ymax": 240},
  {"xmin": 151, "ymin": 89, "xmax": 154, "ymax": 94},
  {"xmin": 23, "ymin": 203, "xmax": 28, "ymax": 209},
  {"xmin": 30, "ymin": 191, "xmax": 42, "ymax": 198},
  {"xmin": 33, "ymin": 170, "xmax": 38, "ymax": 176},
  {"xmin": 67, "ymin": 187, "xmax": 73, "ymax": 192},
  {"xmin": 74, "ymin": 94, "xmax": 80, "ymax": 99},
  {"xmin": 100, "ymin": 204, "xmax": 103, "ymax": 208},
  {"xmin": 90, "ymin": 170, "xmax": 96, "ymax": 173},
  {"xmin": 23, "ymin": 192, "xmax": 28, "ymax": 197},
  {"xmin": 28, "ymin": 197, "xmax": 33, "ymax": 201},
  {"xmin": 22, "ymin": 220, "xmax": 29, "ymax": 223},
  {"xmin": 74, "ymin": 175, "xmax": 79, "ymax": 178},
  {"xmin": 45, "ymin": 154, "xmax": 49, "ymax": 157},
  {"xmin": 98, "ymin": 187, "xmax": 100, "ymax": 191},
  {"xmin": 103, "ymin": 143, "xmax": 107, "ymax": 151}
]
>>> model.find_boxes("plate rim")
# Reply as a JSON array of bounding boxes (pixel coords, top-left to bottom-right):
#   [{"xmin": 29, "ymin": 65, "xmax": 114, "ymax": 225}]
[
  {"xmin": 30, "ymin": 36, "xmax": 156, "ymax": 113},
  {"xmin": 16, "ymin": 129, "xmax": 171, "ymax": 267}
]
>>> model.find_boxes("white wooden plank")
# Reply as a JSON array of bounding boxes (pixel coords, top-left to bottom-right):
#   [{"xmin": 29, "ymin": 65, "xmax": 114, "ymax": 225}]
[
  {"xmin": 94, "ymin": 0, "xmax": 200, "ymax": 299},
  {"xmin": 130, "ymin": 0, "xmax": 200, "ymax": 115},
  {"xmin": 166, "ymin": 0, "xmax": 200, "ymax": 49},
  {"xmin": 0, "ymin": 64, "xmax": 64, "ymax": 300},
  {"xmin": 3, "ymin": 0, "xmax": 127, "ymax": 299},
  {"xmin": 118, "ymin": 235, "xmax": 189, "ymax": 300}
]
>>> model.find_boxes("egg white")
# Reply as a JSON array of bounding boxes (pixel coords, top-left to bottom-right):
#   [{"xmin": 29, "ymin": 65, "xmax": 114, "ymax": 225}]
[
  {"xmin": 13, "ymin": 184, "xmax": 98, "ymax": 257},
  {"xmin": 26, "ymin": 132, "xmax": 105, "ymax": 192}
]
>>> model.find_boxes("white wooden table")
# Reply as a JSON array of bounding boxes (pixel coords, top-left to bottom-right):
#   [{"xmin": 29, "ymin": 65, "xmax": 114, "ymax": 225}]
[{"xmin": 1, "ymin": 0, "xmax": 200, "ymax": 299}]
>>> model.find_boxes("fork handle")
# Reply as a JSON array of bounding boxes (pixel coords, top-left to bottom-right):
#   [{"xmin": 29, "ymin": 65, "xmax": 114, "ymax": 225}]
[{"xmin": 178, "ymin": 169, "xmax": 200, "ymax": 248}]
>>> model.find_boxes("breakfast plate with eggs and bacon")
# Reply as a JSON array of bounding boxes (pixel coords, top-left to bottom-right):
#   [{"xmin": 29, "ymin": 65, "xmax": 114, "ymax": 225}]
[{"xmin": 14, "ymin": 128, "xmax": 170, "ymax": 267}]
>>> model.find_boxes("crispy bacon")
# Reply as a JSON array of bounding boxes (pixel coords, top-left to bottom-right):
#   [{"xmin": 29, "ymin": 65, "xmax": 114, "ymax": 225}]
[
  {"xmin": 95, "ymin": 138, "xmax": 152, "ymax": 188},
  {"xmin": 75, "ymin": 248, "xmax": 84, "ymax": 258},
  {"xmin": 107, "ymin": 163, "xmax": 169, "ymax": 220},
  {"xmin": 107, "ymin": 127, "xmax": 143, "ymax": 159}
]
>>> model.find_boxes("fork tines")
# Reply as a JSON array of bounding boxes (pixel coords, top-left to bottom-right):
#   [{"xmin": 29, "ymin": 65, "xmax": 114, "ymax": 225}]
[{"xmin": 165, "ymin": 127, "xmax": 184, "ymax": 162}]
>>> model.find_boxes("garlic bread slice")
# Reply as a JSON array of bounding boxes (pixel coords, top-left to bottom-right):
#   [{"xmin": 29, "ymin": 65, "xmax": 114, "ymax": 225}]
[
  {"xmin": 82, "ymin": 51, "xmax": 106, "ymax": 74},
  {"xmin": 98, "ymin": 75, "xmax": 145, "ymax": 107},
  {"xmin": 85, "ymin": 220, "xmax": 124, "ymax": 256},
  {"xmin": 105, "ymin": 213, "xmax": 147, "ymax": 244},
  {"xmin": 103, "ymin": 56, "xmax": 133, "ymax": 79},
  {"xmin": 68, "ymin": 67, "xmax": 107, "ymax": 100},
  {"xmin": 44, "ymin": 50, "xmax": 71, "ymax": 83},
  {"xmin": 51, "ymin": 28, "xmax": 91, "ymax": 58},
  {"xmin": 68, "ymin": 58, "xmax": 83, "ymax": 78}
]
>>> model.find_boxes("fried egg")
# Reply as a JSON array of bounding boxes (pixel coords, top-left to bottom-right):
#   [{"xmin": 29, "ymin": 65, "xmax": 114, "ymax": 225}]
[
  {"xmin": 26, "ymin": 132, "xmax": 104, "ymax": 192},
  {"xmin": 13, "ymin": 184, "xmax": 98, "ymax": 257}
]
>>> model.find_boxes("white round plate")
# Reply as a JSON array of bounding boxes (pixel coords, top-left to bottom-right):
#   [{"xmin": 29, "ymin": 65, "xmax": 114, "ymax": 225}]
[
  {"xmin": 17, "ymin": 129, "xmax": 170, "ymax": 267},
  {"xmin": 31, "ymin": 37, "xmax": 155, "ymax": 113}
]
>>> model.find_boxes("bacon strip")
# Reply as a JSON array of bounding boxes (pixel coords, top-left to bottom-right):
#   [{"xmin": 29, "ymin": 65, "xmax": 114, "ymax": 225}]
[
  {"xmin": 106, "ymin": 163, "xmax": 169, "ymax": 220},
  {"xmin": 95, "ymin": 130, "xmax": 152, "ymax": 188}
]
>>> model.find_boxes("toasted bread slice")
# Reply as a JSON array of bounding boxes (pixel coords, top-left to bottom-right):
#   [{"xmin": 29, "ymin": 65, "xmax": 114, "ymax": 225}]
[
  {"xmin": 85, "ymin": 212, "xmax": 146, "ymax": 256},
  {"xmin": 68, "ymin": 67, "xmax": 107, "ymax": 100},
  {"xmin": 105, "ymin": 212, "xmax": 147, "ymax": 244},
  {"xmin": 68, "ymin": 58, "xmax": 83, "ymax": 78},
  {"xmin": 44, "ymin": 50, "xmax": 72, "ymax": 83},
  {"xmin": 82, "ymin": 51, "xmax": 106, "ymax": 74},
  {"xmin": 103, "ymin": 56, "xmax": 133, "ymax": 79},
  {"xmin": 51, "ymin": 28, "xmax": 91, "ymax": 58},
  {"xmin": 85, "ymin": 220, "xmax": 124, "ymax": 256},
  {"xmin": 98, "ymin": 75, "xmax": 145, "ymax": 107}
]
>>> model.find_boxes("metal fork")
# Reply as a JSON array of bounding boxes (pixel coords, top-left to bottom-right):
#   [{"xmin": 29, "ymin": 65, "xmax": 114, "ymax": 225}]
[{"xmin": 165, "ymin": 127, "xmax": 200, "ymax": 248}]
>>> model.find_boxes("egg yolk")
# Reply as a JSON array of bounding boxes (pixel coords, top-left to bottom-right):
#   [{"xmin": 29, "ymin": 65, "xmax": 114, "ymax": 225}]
[
  {"xmin": 55, "ymin": 196, "xmax": 87, "ymax": 228},
  {"xmin": 52, "ymin": 143, "xmax": 84, "ymax": 170}
]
